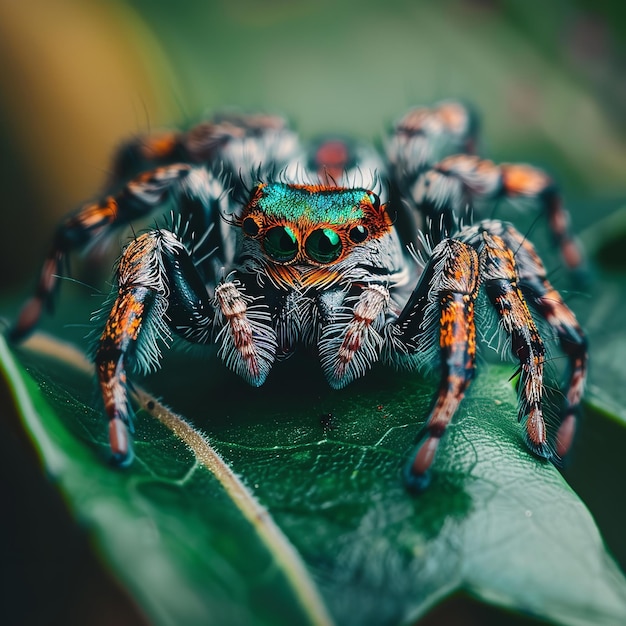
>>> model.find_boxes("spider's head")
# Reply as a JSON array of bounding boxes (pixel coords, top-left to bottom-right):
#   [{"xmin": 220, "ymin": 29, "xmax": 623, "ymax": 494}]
[{"xmin": 236, "ymin": 182, "xmax": 393, "ymax": 288}]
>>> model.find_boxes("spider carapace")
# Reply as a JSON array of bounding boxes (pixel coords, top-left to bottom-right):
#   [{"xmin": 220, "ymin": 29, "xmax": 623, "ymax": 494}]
[{"xmin": 11, "ymin": 102, "xmax": 587, "ymax": 491}]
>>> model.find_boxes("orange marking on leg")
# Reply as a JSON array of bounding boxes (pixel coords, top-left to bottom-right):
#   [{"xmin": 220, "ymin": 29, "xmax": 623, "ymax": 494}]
[
  {"xmin": 412, "ymin": 437, "xmax": 440, "ymax": 476},
  {"xmin": 97, "ymin": 357, "xmax": 128, "ymax": 421},
  {"xmin": 436, "ymin": 101, "xmax": 471, "ymax": 134},
  {"xmin": 556, "ymin": 414, "xmax": 576, "ymax": 458},
  {"xmin": 140, "ymin": 132, "xmax": 178, "ymax": 160},
  {"xmin": 526, "ymin": 406, "xmax": 546, "ymax": 448},
  {"xmin": 73, "ymin": 198, "xmax": 119, "ymax": 230},
  {"xmin": 101, "ymin": 290, "xmax": 146, "ymax": 346},
  {"xmin": 215, "ymin": 282, "xmax": 260, "ymax": 379},
  {"xmin": 501, "ymin": 164, "xmax": 551, "ymax": 197}
]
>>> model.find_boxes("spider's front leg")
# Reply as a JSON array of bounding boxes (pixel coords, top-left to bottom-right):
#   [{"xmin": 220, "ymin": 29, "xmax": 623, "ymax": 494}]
[
  {"xmin": 96, "ymin": 227, "xmax": 278, "ymax": 464},
  {"xmin": 392, "ymin": 220, "xmax": 587, "ymax": 491},
  {"xmin": 95, "ymin": 228, "xmax": 214, "ymax": 464},
  {"xmin": 389, "ymin": 239, "xmax": 481, "ymax": 492}
]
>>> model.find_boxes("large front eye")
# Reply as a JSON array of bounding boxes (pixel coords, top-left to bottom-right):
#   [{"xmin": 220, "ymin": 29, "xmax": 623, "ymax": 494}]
[
  {"xmin": 305, "ymin": 228, "xmax": 342, "ymax": 264},
  {"xmin": 263, "ymin": 225, "xmax": 298, "ymax": 262}
]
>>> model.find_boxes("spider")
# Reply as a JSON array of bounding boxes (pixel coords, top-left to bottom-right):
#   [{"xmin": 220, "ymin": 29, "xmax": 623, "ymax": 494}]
[{"xmin": 10, "ymin": 101, "xmax": 588, "ymax": 491}]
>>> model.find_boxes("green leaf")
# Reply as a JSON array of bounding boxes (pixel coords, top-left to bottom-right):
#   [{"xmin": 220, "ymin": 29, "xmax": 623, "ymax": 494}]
[
  {"xmin": 3, "ymin": 332, "xmax": 626, "ymax": 625},
  {"xmin": 0, "ymin": 335, "xmax": 332, "ymax": 626},
  {"xmin": 579, "ymin": 205, "xmax": 626, "ymax": 424}
]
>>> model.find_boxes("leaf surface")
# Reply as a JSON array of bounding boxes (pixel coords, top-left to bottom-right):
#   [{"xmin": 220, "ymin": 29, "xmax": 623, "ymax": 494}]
[{"xmin": 3, "ymin": 333, "xmax": 626, "ymax": 625}]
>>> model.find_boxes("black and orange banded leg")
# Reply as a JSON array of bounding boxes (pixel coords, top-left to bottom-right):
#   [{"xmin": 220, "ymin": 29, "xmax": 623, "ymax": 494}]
[
  {"xmin": 110, "ymin": 112, "xmax": 298, "ymax": 188},
  {"xmin": 411, "ymin": 155, "xmax": 585, "ymax": 274},
  {"xmin": 477, "ymin": 230, "xmax": 549, "ymax": 458},
  {"xmin": 497, "ymin": 223, "xmax": 588, "ymax": 457},
  {"xmin": 95, "ymin": 229, "xmax": 213, "ymax": 465},
  {"xmin": 10, "ymin": 163, "xmax": 193, "ymax": 342},
  {"xmin": 394, "ymin": 239, "xmax": 481, "ymax": 492},
  {"xmin": 500, "ymin": 164, "xmax": 584, "ymax": 275},
  {"xmin": 97, "ymin": 284, "xmax": 158, "ymax": 465},
  {"xmin": 110, "ymin": 131, "xmax": 185, "ymax": 183}
]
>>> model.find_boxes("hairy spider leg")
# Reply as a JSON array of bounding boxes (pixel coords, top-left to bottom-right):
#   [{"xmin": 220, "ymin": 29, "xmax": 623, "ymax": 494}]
[
  {"xmin": 390, "ymin": 239, "xmax": 481, "ymax": 492},
  {"xmin": 11, "ymin": 113, "xmax": 301, "ymax": 344},
  {"xmin": 385, "ymin": 101, "xmax": 479, "ymax": 244},
  {"xmin": 407, "ymin": 154, "xmax": 585, "ymax": 274},
  {"xmin": 95, "ymin": 228, "xmax": 212, "ymax": 464},
  {"xmin": 495, "ymin": 223, "xmax": 587, "ymax": 457},
  {"xmin": 464, "ymin": 225, "xmax": 550, "ymax": 458},
  {"xmin": 319, "ymin": 283, "xmax": 391, "ymax": 389},
  {"xmin": 94, "ymin": 230, "xmax": 197, "ymax": 458},
  {"xmin": 10, "ymin": 163, "xmax": 193, "ymax": 341},
  {"xmin": 109, "ymin": 112, "xmax": 301, "ymax": 191},
  {"xmin": 96, "ymin": 226, "xmax": 278, "ymax": 463}
]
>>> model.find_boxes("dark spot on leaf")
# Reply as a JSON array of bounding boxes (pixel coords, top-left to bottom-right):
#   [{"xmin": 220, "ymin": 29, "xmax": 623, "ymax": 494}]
[{"xmin": 319, "ymin": 412, "xmax": 335, "ymax": 430}]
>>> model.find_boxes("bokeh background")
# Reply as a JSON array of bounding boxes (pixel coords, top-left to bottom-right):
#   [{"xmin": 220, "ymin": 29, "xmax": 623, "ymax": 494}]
[
  {"xmin": 1, "ymin": 0, "xmax": 625, "ymax": 295},
  {"xmin": 1, "ymin": 1, "xmax": 626, "ymax": 624}
]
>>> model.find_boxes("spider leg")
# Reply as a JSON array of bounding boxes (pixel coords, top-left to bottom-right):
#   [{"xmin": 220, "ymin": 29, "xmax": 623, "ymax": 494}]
[
  {"xmin": 318, "ymin": 284, "xmax": 391, "ymax": 389},
  {"xmin": 386, "ymin": 101, "xmax": 479, "ymax": 244},
  {"xmin": 10, "ymin": 163, "xmax": 194, "ymax": 341},
  {"xmin": 408, "ymin": 155, "xmax": 585, "ymax": 273},
  {"xmin": 95, "ymin": 228, "xmax": 214, "ymax": 465},
  {"xmin": 110, "ymin": 112, "xmax": 300, "ymax": 188},
  {"xmin": 390, "ymin": 239, "xmax": 481, "ymax": 492},
  {"xmin": 11, "ymin": 113, "xmax": 301, "ymax": 342},
  {"xmin": 464, "ymin": 226, "xmax": 550, "ymax": 458},
  {"xmin": 494, "ymin": 222, "xmax": 587, "ymax": 457},
  {"xmin": 386, "ymin": 100, "xmax": 479, "ymax": 176}
]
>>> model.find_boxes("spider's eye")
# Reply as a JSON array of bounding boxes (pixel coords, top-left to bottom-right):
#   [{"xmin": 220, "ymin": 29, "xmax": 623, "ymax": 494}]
[
  {"xmin": 263, "ymin": 225, "xmax": 298, "ymax": 262},
  {"xmin": 242, "ymin": 217, "xmax": 260, "ymax": 237},
  {"xmin": 348, "ymin": 225, "xmax": 368, "ymax": 243},
  {"xmin": 305, "ymin": 228, "xmax": 342, "ymax": 264},
  {"xmin": 367, "ymin": 192, "xmax": 380, "ymax": 209}
]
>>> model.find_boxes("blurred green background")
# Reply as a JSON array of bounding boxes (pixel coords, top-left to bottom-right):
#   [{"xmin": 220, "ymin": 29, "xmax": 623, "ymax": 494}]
[
  {"xmin": 1, "ymin": 1, "xmax": 626, "ymax": 624},
  {"xmin": 1, "ymin": 0, "xmax": 625, "ymax": 294}
]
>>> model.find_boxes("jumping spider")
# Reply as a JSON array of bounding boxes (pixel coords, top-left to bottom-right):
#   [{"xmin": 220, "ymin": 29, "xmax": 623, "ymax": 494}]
[{"xmin": 11, "ymin": 101, "xmax": 587, "ymax": 491}]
